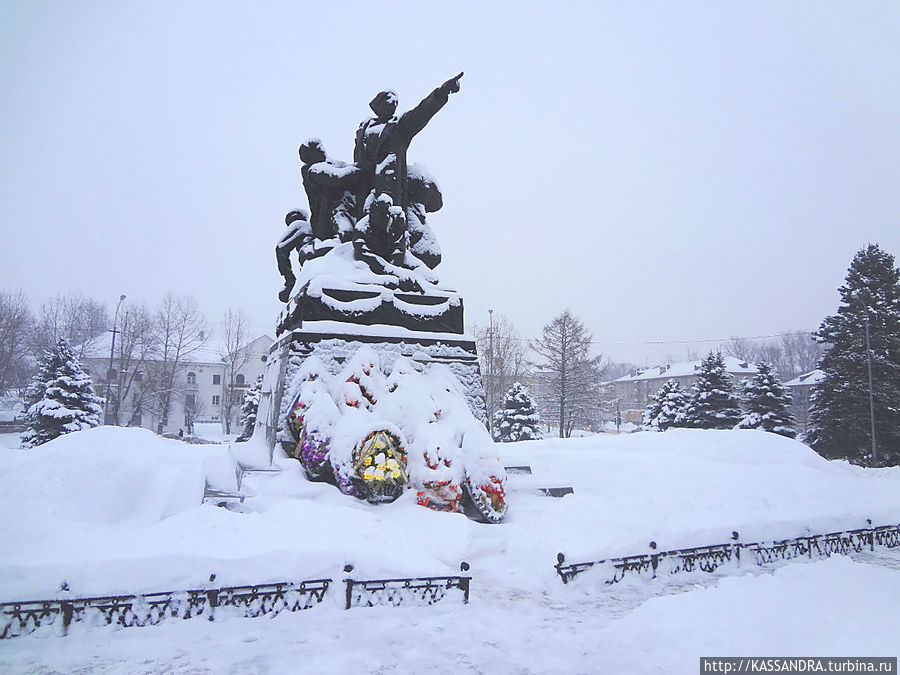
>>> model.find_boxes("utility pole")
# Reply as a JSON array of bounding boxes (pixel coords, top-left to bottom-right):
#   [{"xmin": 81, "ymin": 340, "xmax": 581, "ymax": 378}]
[
  {"xmin": 853, "ymin": 292, "xmax": 878, "ymax": 465},
  {"xmin": 103, "ymin": 294, "xmax": 126, "ymax": 425},
  {"xmin": 487, "ymin": 309, "xmax": 494, "ymax": 432}
]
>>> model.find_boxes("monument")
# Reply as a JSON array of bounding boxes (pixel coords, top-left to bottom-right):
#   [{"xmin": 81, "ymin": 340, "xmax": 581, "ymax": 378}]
[{"xmin": 257, "ymin": 74, "xmax": 507, "ymax": 523}]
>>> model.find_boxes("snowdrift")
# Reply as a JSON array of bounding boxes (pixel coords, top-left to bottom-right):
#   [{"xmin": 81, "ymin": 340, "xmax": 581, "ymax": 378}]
[{"xmin": 1, "ymin": 425, "xmax": 898, "ymax": 603}]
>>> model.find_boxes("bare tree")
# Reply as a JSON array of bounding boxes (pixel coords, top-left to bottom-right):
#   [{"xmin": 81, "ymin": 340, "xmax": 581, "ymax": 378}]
[
  {"xmin": 780, "ymin": 331, "xmax": 825, "ymax": 377},
  {"xmin": 149, "ymin": 293, "xmax": 208, "ymax": 433},
  {"xmin": 32, "ymin": 292, "xmax": 109, "ymax": 361},
  {"xmin": 723, "ymin": 331, "xmax": 824, "ymax": 380},
  {"xmin": 181, "ymin": 389, "xmax": 207, "ymax": 436},
  {"xmin": 474, "ymin": 313, "xmax": 530, "ymax": 428},
  {"xmin": 104, "ymin": 303, "xmax": 156, "ymax": 426},
  {"xmin": 530, "ymin": 309, "xmax": 604, "ymax": 437},
  {"xmin": 0, "ymin": 290, "xmax": 34, "ymax": 393},
  {"xmin": 220, "ymin": 307, "xmax": 252, "ymax": 434},
  {"xmin": 722, "ymin": 336, "xmax": 757, "ymax": 363}
]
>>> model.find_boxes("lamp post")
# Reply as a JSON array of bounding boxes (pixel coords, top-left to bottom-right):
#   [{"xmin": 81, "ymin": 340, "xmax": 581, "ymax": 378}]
[
  {"xmin": 488, "ymin": 309, "xmax": 494, "ymax": 433},
  {"xmin": 852, "ymin": 292, "xmax": 878, "ymax": 465},
  {"xmin": 103, "ymin": 294, "xmax": 126, "ymax": 425}
]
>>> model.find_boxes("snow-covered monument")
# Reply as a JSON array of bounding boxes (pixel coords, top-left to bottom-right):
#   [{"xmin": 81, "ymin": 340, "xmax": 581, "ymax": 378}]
[{"xmin": 254, "ymin": 73, "xmax": 507, "ymax": 522}]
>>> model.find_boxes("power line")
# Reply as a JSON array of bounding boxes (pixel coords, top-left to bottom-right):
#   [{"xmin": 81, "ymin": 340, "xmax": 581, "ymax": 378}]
[{"xmin": 474, "ymin": 330, "xmax": 817, "ymax": 346}]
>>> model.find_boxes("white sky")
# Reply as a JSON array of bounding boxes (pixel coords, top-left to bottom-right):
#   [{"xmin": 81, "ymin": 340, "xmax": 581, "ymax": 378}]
[{"xmin": 2, "ymin": 1, "xmax": 899, "ymax": 365}]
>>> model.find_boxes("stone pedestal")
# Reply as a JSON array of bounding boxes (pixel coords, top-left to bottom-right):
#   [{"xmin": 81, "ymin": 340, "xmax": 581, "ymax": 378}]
[{"xmin": 259, "ymin": 282, "xmax": 486, "ymax": 454}]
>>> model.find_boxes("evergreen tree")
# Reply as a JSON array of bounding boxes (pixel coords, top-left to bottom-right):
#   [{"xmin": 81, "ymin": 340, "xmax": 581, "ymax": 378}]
[
  {"xmin": 22, "ymin": 338, "xmax": 103, "ymax": 447},
  {"xmin": 236, "ymin": 374, "xmax": 263, "ymax": 441},
  {"xmin": 807, "ymin": 244, "xmax": 900, "ymax": 465},
  {"xmin": 492, "ymin": 382, "xmax": 543, "ymax": 442},
  {"xmin": 737, "ymin": 362, "xmax": 796, "ymax": 437},
  {"xmin": 642, "ymin": 378, "xmax": 688, "ymax": 431},
  {"xmin": 682, "ymin": 351, "xmax": 743, "ymax": 429}
]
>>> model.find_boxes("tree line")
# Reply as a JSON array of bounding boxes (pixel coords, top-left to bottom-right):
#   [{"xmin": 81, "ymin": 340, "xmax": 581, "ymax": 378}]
[
  {"xmin": 476, "ymin": 243, "xmax": 900, "ymax": 467},
  {"xmin": 0, "ymin": 291, "xmax": 256, "ymax": 435},
  {"xmin": 641, "ymin": 244, "xmax": 900, "ymax": 467}
]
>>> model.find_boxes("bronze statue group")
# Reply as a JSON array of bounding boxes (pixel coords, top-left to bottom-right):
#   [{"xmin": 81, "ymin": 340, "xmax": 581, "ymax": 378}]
[{"xmin": 277, "ymin": 72, "xmax": 463, "ymax": 302}]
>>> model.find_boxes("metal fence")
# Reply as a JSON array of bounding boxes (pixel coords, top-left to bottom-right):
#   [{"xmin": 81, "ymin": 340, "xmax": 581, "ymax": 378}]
[
  {"xmin": 343, "ymin": 563, "xmax": 471, "ymax": 609},
  {"xmin": 1, "ymin": 563, "xmax": 471, "ymax": 640},
  {"xmin": 555, "ymin": 520, "xmax": 900, "ymax": 585}
]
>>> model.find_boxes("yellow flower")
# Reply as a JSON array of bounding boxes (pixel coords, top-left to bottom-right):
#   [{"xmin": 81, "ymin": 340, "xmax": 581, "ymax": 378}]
[
  {"xmin": 364, "ymin": 456, "xmax": 372, "ymax": 466},
  {"xmin": 363, "ymin": 468, "xmax": 374, "ymax": 480}
]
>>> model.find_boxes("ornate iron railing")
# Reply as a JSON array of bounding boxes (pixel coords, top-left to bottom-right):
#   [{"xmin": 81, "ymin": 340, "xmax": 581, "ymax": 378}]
[
  {"xmin": 555, "ymin": 520, "xmax": 900, "ymax": 585},
  {"xmin": 343, "ymin": 562, "xmax": 471, "ymax": 609},
  {"xmin": 1, "ymin": 574, "xmax": 330, "ymax": 639},
  {"xmin": 1, "ymin": 563, "xmax": 474, "ymax": 639}
]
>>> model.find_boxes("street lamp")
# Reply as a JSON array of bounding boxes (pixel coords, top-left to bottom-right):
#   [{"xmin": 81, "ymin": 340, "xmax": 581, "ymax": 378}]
[
  {"xmin": 103, "ymin": 294, "xmax": 126, "ymax": 425},
  {"xmin": 852, "ymin": 292, "xmax": 878, "ymax": 465},
  {"xmin": 487, "ymin": 309, "xmax": 494, "ymax": 432}
]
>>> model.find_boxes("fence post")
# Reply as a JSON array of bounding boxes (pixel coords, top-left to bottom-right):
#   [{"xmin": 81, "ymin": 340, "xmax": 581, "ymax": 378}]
[
  {"xmin": 867, "ymin": 519, "xmax": 874, "ymax": 551},
  {"xmin": 731, "ymin": 531, "xmax": 741, "ymax": 568},
  {"xmin": 58, "ymin": 581, "xmax": 72, "ymax": 636},
  {"xmin": 343, "ymin": 564, "xmax": 354, "ymax": 610},
  {"xmin": 459, "ymin": 562, "xmax": 471, "ymax": 603},
  {"xmin": 206, "ymin": 574, "xmax": 218, "ymax": 622},
  {"xmin": 649, "ymin": 541, "xmax": 658, "ymax": 579},
  {"xmin": 555, "ymin": 553, "xmax": 568, "ymax": 584}
]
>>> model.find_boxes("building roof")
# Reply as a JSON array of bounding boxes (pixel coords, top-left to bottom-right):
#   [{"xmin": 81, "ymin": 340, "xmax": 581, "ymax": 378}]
[
  {"xmin": 784, "ymin": 369, "xmax": 826, "ymax": 388},
  {"xmin": 612, "ymin": 356, "xmax": 758, "ymax": 383}
]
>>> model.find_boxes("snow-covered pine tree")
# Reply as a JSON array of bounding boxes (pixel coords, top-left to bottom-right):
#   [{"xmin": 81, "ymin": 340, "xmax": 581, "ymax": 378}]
[
  {"xmin": 236, "ymin": 374, "xmax": 263, "ymax": 441},
  {"xmin": 21, "ymin": 343, "xmax": 63, "ymax": 418},
  {"xmin": 682, "ymin": 351, "xmax": 743, "ymax": 429},
  {"xmin": 22, "ymin": 337, "xmax": 103, "ymax": 447},
  {"xmin": 492, "ymin": 382, "xmax": 543, "ymax": 442},
  {"xmin": 737, "ymin": 362, "xmax": 796, "ymax": 437},
  {"xmin": 642, "ymin": 378, "xmax": 688, "ymax": 431},
  {"xmin": 807, "ymin": 244, "xmax": 900, "ymax": 465}
]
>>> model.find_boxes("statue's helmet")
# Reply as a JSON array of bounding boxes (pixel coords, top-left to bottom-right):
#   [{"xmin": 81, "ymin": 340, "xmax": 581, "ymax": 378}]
[
  {"xmin": 298, "ymin": 138, "xmax": 326, "ymax": 165},
  {"xmin": 369, "ymin": 90, "xmax": 398, "ymax": 119}
]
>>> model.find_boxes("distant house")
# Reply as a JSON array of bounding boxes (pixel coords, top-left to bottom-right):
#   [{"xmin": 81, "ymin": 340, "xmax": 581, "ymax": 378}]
[
  {"xmin": 783, "ymin": 369, "xmax": 825, "ymax": 435},
  {"xmin": 81, "ymin": 333, "xmax": 273, "ymax": 436},
  {"xmin": 610, "ymin": 357, "xmax": 758, "ymax": 424}
]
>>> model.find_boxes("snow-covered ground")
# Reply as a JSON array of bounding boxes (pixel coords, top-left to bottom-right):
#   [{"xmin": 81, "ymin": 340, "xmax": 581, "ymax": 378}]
[{"xmin": 1, "ymin": 427, "xmax": 898, "ymax": 673}]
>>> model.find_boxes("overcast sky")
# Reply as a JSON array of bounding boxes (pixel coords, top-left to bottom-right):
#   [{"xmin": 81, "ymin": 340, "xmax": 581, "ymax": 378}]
[{"xmin": 2, "ymin": 1, "xmax": 899, "ymax": 365}]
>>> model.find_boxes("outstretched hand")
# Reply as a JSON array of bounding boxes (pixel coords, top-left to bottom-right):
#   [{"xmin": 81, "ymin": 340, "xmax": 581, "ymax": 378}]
[{"xmin": 444, "ymin": 71, "xmax": 463, "ymax": 94}]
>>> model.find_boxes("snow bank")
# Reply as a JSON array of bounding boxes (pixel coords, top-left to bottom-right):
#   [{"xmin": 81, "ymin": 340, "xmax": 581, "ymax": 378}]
[{"xmin": 1, "ymin": 425, "xmax": 899, "ymax": 608}]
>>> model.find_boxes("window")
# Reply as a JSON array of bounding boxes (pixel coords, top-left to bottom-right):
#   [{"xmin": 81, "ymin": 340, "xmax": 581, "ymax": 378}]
[
  {"xmin": 212, "ymin": 395, "xmax": 221, "ymax": 406},
  {"xmin": 187, "ymin": 372, "xmax": 196, "ymax": 385},
  {"xmin": 108, "ymin": 368, "xmax": 118, "ymax": 380},
  {"xmin": 235, "ymin": 374, "xmax": 245, "ymax": 386},
  {"xmin": 135, "ymin": 371, "xmax": 143, "ymax": 382},
  {"xmin": 185, "ymin": 394, "xmax": 195, "ymax": 408},
  {"xmin": 131, "ymin": 413, "xmax": 142, "ymax": 426},
  {"xmin": 213, "ymin": 374, "xmax": 221, "ymax": 385}
]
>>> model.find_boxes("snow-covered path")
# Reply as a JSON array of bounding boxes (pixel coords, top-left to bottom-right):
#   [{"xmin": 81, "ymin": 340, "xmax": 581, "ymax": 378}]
[{"xmin": 2, "ymin": 555, "xmax": 897, "ymax": 674}]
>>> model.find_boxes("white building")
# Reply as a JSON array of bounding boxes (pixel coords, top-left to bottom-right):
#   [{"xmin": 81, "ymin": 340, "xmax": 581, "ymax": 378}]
[
  {"xmin": 82, "ymin": 333, "xmax": 273, "ymax": 436},
  {"xmin": 783, "ymin": 369, "xmax": 825, "ymax": 435},
  {"xmin": 610, "ymin": 357, "xmax": 758, "ymax": 424}
]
